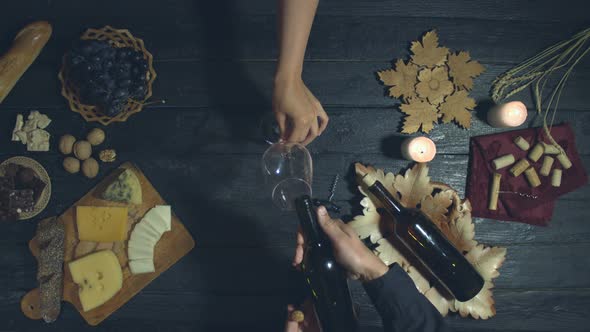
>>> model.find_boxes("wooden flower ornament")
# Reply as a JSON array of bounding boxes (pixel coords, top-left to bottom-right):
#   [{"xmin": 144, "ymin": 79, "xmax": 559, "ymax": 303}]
[
  {"xmin": 350, "ymin": 163, "xmax": 506, "ymax": 319},
  {"xmin": 377, "ymin": 30, "xmax": 485, "ymax": 134}
]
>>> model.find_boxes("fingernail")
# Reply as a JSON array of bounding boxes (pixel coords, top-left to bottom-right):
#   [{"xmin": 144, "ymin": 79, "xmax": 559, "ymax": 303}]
[{"xmin": 318, "ymin": 206, "xmax": 327, "ymax": 216}]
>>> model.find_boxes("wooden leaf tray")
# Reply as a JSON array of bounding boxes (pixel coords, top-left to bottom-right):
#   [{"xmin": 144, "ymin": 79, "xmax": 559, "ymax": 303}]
[{"xmin": 21, "ymin": 162, "xmax": 195, "ymax": 325}]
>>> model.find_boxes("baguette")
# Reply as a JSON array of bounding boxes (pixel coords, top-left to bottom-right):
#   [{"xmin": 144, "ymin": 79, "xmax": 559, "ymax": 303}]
[{"xmin": 0, "ymin": 21, "xmax": 52, "ymax": 103}]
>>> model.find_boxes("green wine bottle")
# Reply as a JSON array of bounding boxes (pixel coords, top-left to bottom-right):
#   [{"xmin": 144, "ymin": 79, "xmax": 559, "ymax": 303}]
[
  {"xmin": 295, "ymin": 196, "xmax": 358, "ymax": 332},
  {"xmin": 360, "ymin": 172, "xmax": 484, "ymax": 302}
]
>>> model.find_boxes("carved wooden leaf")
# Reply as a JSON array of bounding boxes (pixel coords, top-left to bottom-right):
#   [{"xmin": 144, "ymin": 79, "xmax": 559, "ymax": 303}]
[
  {"xmin": 350, "ymin": 163, "xmax": 506, "ymax": 319},
  {"xmin": 420, "ymin": 190, "xmax": 453, "ymax": 227},
  {"xmin": 447, "ymin": 51, "xmax": 485, "ymax": 91},
  {"xmin": 375, "ymin": 238, "xmax": 409, "ymax": 267},
  {"xmin": 424, "ymin": 287, "xmax": 451, "ymax": 316},
  {"xmin": 451, "ymin": 281, "xmax": 496, "ymax": 319},
  {"xmin": 406, "ymin": 266, "xmax": 431, "ymax": 293},
  {"xmin": 416, "ymin": 67, "xmax": 454, "ymax": 105},
  {"xmin": 442, "ymin": 209, "xmax": 477, "ymax": 253},
  {"xmin": 465, "ymin": 244, "xmax": 507, "ymax": 281},
  {"xmin": 410, "ymin": 30, "xmax": 450, "ymax": 67},
  {"xmin": 399, "ymin": 99, "xmax": 439, "ymax": 134},
  {"xmin": 439, "ymin": 90, "xmax": 476, "ymax": 129},
  {"xmin": 349, "ymin": 197, "xmax": 383, "ymax": 243},
  {"xmin": 393, "ymin": 163, "xmax": 433, "ymax": 207},
  {"xmin": 378, "ymin": 59, "xmax": 419, "ymax": 101}
]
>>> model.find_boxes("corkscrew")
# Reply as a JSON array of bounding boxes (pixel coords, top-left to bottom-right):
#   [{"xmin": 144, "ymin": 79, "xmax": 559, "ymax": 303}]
[{"xmin": 312, "ymin": 174, "xmax": 341, "ymax": 213}]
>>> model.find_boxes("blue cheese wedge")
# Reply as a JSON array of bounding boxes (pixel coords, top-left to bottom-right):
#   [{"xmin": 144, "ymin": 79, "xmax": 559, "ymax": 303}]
[{"xmin": 101, "ymin": 169, "xmax": 142, "ymax": 204}]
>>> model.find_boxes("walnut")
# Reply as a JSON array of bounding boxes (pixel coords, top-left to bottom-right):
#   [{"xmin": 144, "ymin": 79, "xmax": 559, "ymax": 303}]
[
  {"xmin": 73, "ymin": 140, "xmax": 92, "ymax": 160},
  {"xmin": 59, "ymin": 134, "xmax": 76, "ymax": 155},
  {"xmin": 87, "ymin": 128, "xmax": 105, "ymax": 146},
  {"xmin": 99, "ymin": 149, "xmax": 116, "ymax": 163},
  {"xmin": 81, "ymin": 158, "xmax": 99, "ymax": 178},
  {"xmin": 63, "ymin": 157, "xmax": 80, "ymax": 174}
]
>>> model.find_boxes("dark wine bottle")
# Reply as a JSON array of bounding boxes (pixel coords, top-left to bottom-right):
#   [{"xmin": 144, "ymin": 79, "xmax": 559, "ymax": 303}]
[
  {"xmin": 295, "ymin": 196, "xmax": 358, "ymax": 332},
  {"xmin": 360, "ymin": 172, "xmax": 484, "ymax": 302}
]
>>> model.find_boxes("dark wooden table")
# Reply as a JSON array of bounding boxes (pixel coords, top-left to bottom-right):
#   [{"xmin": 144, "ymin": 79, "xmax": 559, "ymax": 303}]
[{"xmin": 1, "ymin": 1, "xmax": 589, "ymax": 331}]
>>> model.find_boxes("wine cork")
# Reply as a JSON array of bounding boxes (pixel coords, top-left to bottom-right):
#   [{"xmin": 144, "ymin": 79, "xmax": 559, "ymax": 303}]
[
  {"xmin": 290, "ymin": 310, "xmax": 305, "ymax": 323},
  {"xmin": 510, "ymin": 159, "xmax": 530, "ymax": 177},
  {"xmin": 556, "ymin": 152, "xmax": 572, "ymax": 169},
  {"xmin": 488, "ymin": 173, "xmax": 501, "ymax": 210},
  {"xmin": 513, "ymin": 136, "xmax": 530, "ymax": 151},
  {"xmin": 492, "ymin": 154, "xmax": 515, "ymax": 170},
  {"xmin": 528, "ymin": 143, "xmax": 544, "ymax": 162},
  {"xmin": 541, "ymin": 142, "xmax": 560, "ymax": 155},
  {"xmin": 552, "ymin": 169, "xmax": 562, "ymax": 187},
  {"xmin": 540, "ymin": 156, "xmax": 554, "ymax": 176},
  {"xmin": 524, "ymin": 167, "xmax": 541, "ymax": 188}
]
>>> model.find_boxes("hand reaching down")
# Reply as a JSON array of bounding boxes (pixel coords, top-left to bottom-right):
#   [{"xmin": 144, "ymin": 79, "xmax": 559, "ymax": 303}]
[{"xmin": 273, "ymin": 77, "xmax": 328, "ymax": 146}]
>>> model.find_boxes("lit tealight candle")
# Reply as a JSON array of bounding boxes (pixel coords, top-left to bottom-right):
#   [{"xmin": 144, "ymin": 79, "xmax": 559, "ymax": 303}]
[
  {"xmin": 401, "ymin": 136, "xmax": 437, "ymax": 163},
  {"xmin": 487, "ymin": 101, "xmax": 528, "ymax": 128}
]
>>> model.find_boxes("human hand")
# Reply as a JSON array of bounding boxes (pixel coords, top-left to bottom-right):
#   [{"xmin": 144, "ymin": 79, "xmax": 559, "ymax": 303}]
[
  {"xmin": 273, "ymin": 76, "xmax": 328, "ymax": 146},
  {"xmin": 292, "ymin": 206, "xmax": 389, "ymax": 282},
  {"xmin": 283, "ymin": 299, "xmax": 321, "ymax": 332}
]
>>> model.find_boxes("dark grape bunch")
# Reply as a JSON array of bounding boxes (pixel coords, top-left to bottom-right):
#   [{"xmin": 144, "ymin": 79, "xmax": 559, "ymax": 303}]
[{"xmin": 65, "ymin": 40, "xmax": 149, "ymax": 117}]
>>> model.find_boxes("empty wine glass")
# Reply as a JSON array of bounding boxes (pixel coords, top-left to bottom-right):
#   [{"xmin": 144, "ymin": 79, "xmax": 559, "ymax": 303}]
[{"xmin": 262, "ymin": 141, "xmax": 313, "ymax": 211}]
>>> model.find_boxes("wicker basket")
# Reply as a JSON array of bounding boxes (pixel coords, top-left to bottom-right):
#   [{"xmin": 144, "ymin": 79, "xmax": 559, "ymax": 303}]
[{"xmin": 58, "ymin": 26, "xmax": 157, "ymax": 126}]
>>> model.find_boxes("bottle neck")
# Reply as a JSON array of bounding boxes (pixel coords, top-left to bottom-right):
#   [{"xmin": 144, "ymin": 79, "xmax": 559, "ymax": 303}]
[
  {"xmin": 295, "ymin": 195, "xmax": 325, "ymax": 246},
  {"xmin": 368, "ymin": 181, "xmax": 404, "ymax": 215}
]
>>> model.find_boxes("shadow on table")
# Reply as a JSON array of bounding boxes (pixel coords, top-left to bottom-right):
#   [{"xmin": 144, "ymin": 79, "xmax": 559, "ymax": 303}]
[
  {"xmin": 176, "ymin": 2, "xmax": 302, "ymax": 329},
  {"xmin": 194, "ymin": 0, "xmax": 271, "ymax": 146}
]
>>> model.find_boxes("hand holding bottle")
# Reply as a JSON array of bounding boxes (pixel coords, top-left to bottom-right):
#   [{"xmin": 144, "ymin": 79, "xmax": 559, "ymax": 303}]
[{"xmin": 293, "ymin": 206, "xmax": 388, "ymax": 282}]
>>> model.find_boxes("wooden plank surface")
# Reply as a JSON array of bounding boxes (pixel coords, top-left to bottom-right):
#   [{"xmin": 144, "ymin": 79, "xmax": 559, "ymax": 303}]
[
  {"xmin": 1, "ymin": 0, "xmax": 589, "ymax": 331},
  {"xmin": 1, "ymin": 61, "xmax": 590, "ymax": 109}
]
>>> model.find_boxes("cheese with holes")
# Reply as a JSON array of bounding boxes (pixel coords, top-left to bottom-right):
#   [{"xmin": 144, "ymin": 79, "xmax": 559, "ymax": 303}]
[
  {"xmin": 68, "ymin": 250, "xmax": 123, "ymax": 312},
  {"xmin": 76, "ymin": 206, "xmax": 128, "ymax": 242},
  {"xmin": 101, "ymin": 169, "xmax": 142, "ymax": 204}
]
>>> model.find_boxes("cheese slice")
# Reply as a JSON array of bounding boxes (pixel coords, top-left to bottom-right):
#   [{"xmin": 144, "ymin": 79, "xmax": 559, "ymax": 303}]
[
  {"xmin": 126, "ymin": 206, "xmax": 172, "ymax": 275},
  {"xmin": 128, "ymin": 243, "xmax": 154, "ymax": 260},
  {"xmin": 129, "ymin": 258, "xmax": 155, "ymax": 274},
  {"xmin": 76, "ymin": 206, "xmax": 128, "ymax": 242},
  {"xmin": 154, "ymin": 205, "xmax": 172, "ymax": 231},
  {"xmin": 129, "ymin": 223, "xmax": 159, "ymax": 246},
  {"xmin": 142, "ymin": 209, "xmax": 166, "ymax": 235},
  {"xmin": 133, "ymin": 221, "xmax": 161, "ymax": 243},
  {"xmin": 69, "ymin": 250, "xmax": 123, "ymax": 312},
  {"xmin": 101, "ymin": 169, "xmax": 142, "ymax": 204}
]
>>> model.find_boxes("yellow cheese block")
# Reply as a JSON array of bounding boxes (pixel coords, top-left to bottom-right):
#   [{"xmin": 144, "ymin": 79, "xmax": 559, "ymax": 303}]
[
  {"xmin": 68, "ymin": 250, "xmax": 123, "ymax": 312},
  {"xmin": 76, "ymin": 206, "xmax": 128, "ymax": 242}
]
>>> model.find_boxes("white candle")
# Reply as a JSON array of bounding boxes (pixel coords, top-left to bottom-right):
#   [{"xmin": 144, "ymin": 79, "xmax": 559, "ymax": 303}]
[
  {"xmin": 487, "ymin": 101, "xmax": 528, "ymax": 127},
  {"xmin": 401, "ymin": 136, "xmax": 437, "ymax": 162}
]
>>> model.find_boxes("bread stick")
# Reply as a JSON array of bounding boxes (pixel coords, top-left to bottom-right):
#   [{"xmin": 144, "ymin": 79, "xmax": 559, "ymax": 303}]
[{"xmin": 0, "ymin": 21, "xmax": 52, "ymax": 103}]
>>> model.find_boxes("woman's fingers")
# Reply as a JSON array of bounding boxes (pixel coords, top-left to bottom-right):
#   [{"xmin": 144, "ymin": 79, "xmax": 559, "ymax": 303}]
[
  {"xmin": 316, "ymin": 106, "xmax": 329, "ymax": 136},
  {"xmin": 301, "ymin": 119, "xmax": 319, "ymax": 146},
  {"xmin": 287, "ymin": 117, "xmax": 310, "ymax": 143},
  {"xmin": 275, "ymin": 112, "xmax": 288, "ymax": 140}
]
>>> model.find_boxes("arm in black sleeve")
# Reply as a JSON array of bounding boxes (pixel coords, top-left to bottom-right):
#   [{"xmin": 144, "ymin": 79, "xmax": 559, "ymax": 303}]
[{"xmin": 363, "ymin": 264, "xmax": 452, "ymax": 332}]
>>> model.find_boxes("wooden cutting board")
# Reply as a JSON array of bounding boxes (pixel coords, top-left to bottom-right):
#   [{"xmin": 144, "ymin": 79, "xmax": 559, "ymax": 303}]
[{"xmin": 21, "ymin": 162, "xmax": 195, "ymax": 326}]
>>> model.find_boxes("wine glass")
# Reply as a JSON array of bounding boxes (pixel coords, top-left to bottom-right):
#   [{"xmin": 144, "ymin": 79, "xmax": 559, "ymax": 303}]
[
  {"xmin": 260, "ymin": 114, "xmax": 313, "ymax": 211},
  {"xmin": 262, "ymin": 142, "xmax": 313, "ymax": 211}
]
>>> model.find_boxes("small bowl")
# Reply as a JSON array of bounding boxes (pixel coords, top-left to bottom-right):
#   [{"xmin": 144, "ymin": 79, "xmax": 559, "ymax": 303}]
[
  {"xmin": 0, "ymin": 156, "xmax": 51, "ymax": 220},
  {"xmin": 58, "ymin": 26, "xmax": 157, "ymax": 126}
]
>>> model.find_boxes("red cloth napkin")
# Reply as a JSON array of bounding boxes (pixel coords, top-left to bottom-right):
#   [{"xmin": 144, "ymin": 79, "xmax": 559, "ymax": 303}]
[{"xmin": 466, "ymin": 123, "xmax": 588, "ymax": 226}]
